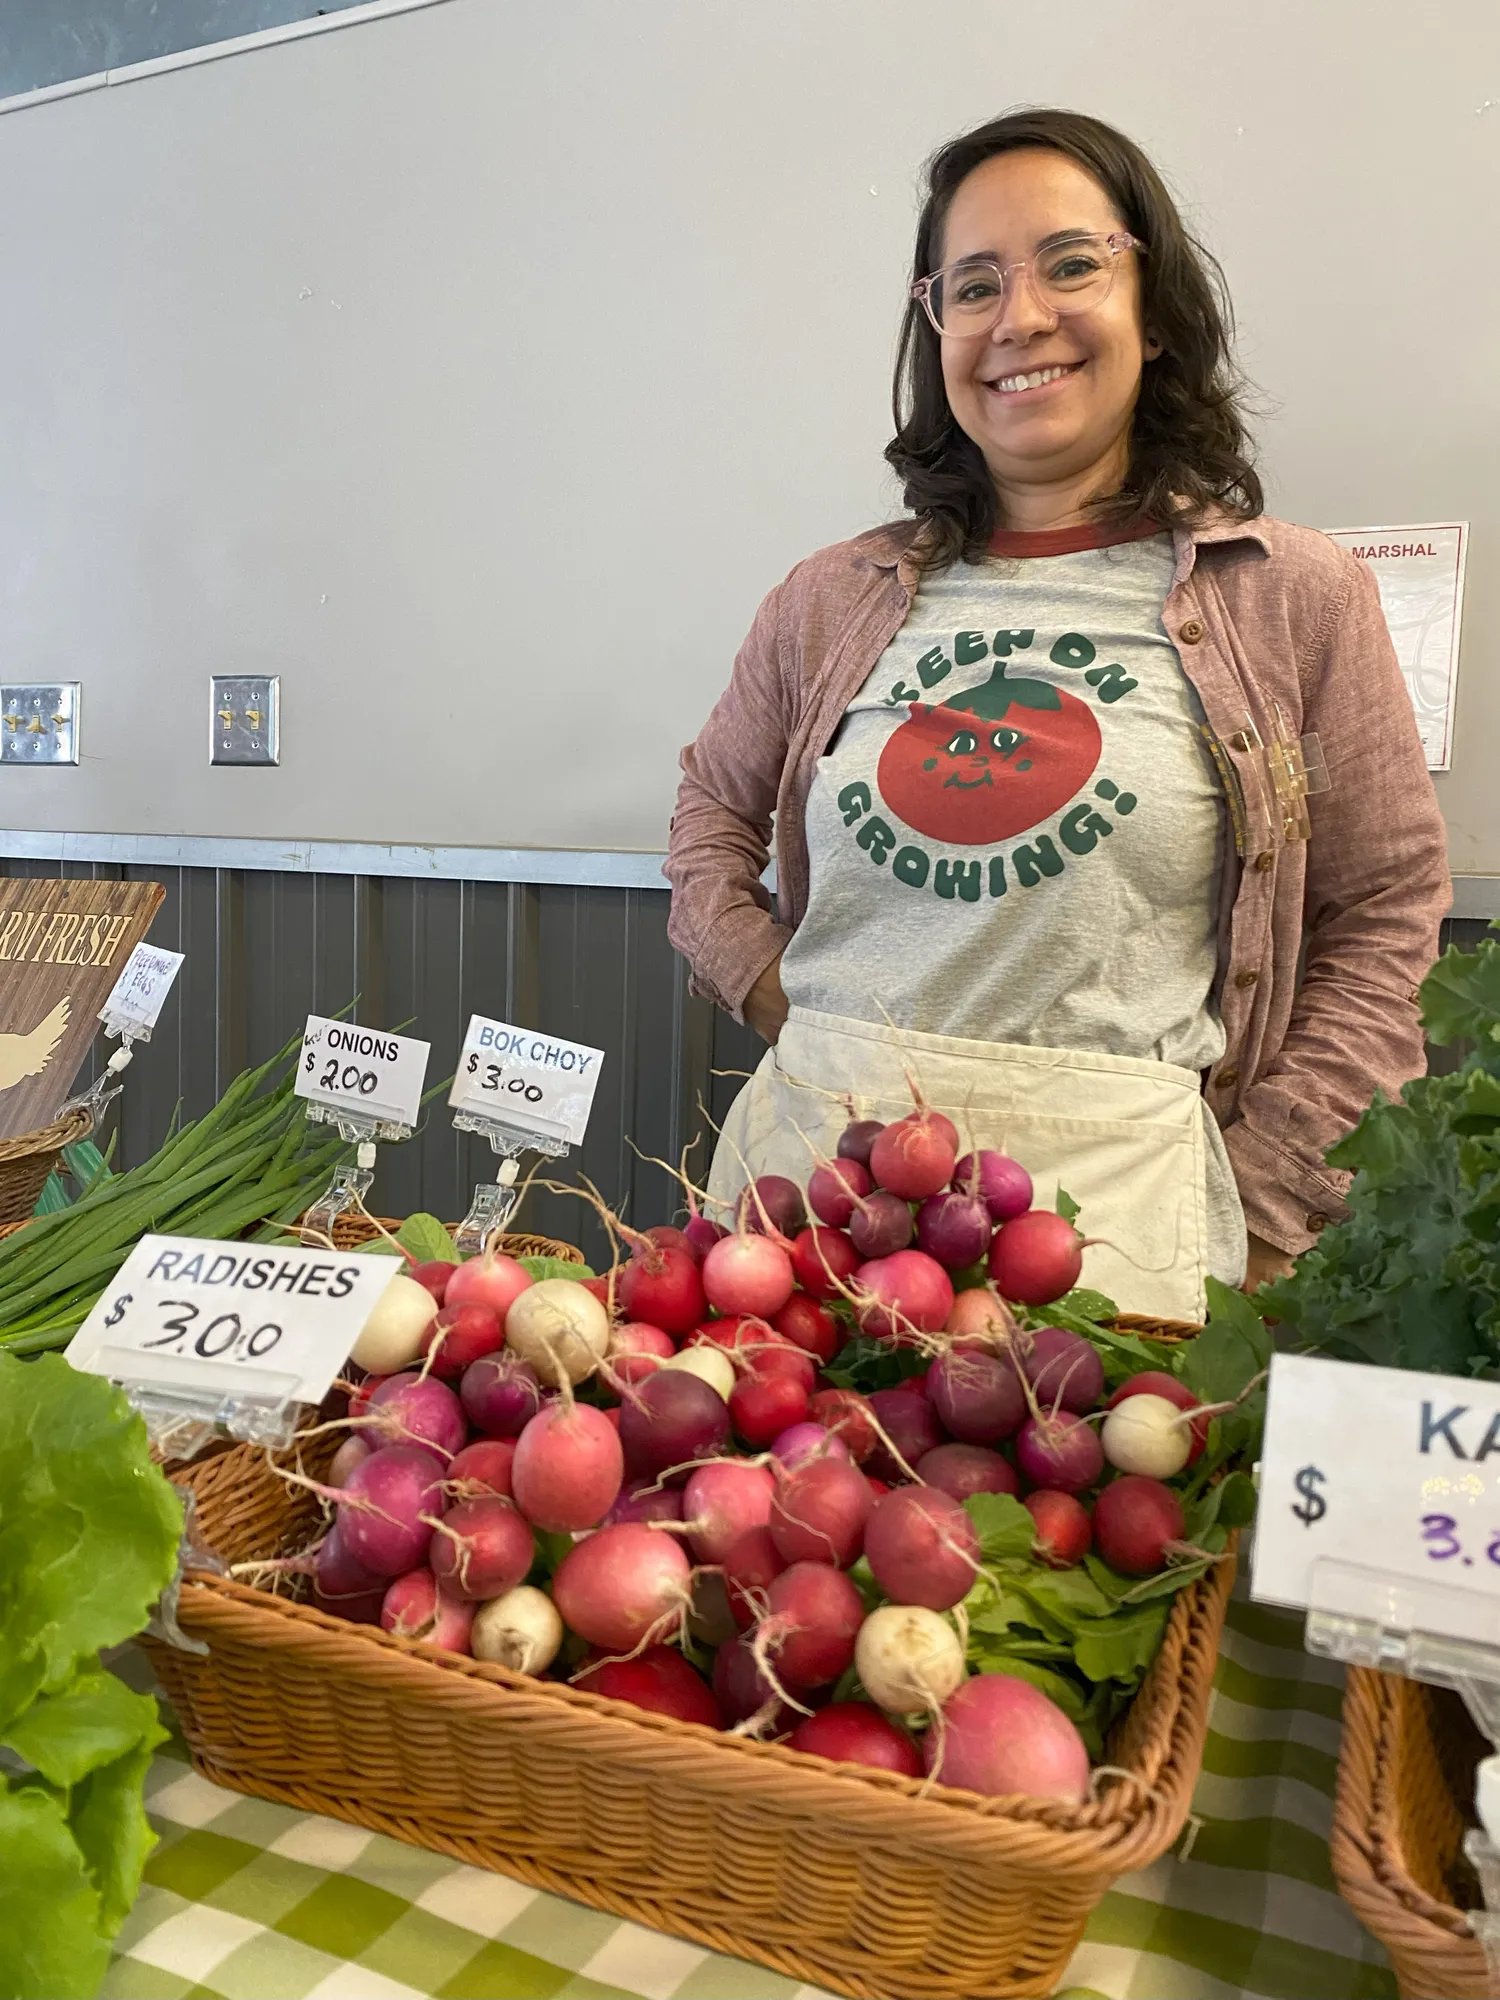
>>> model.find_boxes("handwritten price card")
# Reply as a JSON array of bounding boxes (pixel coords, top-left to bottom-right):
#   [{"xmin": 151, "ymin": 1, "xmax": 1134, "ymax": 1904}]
[
  {"xmin": 448, "ymin": 1016, "xmax": 604, "ymax": 1146},
  {"xmin": 1251, "ymin": 1352, "xmax": 1500, "ymax": 1648},
  {"xmin": 101, "ymin": 943, "xmax": 184, "ymax": 1034},
  {"xmin": 295, "ymin": 1016, "xmax": 430, "ymax": 1128}
]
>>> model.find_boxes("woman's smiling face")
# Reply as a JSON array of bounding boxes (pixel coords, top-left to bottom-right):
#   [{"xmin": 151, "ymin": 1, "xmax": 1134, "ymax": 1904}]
[{"xmin": 936, "ymin": 148, "xmax": 1156, "ymax": 513}]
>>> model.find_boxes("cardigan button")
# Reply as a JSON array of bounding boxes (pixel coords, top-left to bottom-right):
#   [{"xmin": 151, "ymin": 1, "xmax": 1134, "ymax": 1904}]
[
  {"xmin": 1216, "ymin": 1066, "xmax": 1240, "ymax": 1089},
  {"xmin": 1180, "ymin": 618, "xmax": 1205, "ymax": 643},
  {"xmin": 1235, "ymin": 969, "xmax": 1259, "ymax": 989},
  {"xmin": 1254, "ymin": 850, "xmax": 1274, "ymax": 872},
  {"xmin": 1306, "ymin": 1211, "xmax": 1330, "ymax": 1234}
]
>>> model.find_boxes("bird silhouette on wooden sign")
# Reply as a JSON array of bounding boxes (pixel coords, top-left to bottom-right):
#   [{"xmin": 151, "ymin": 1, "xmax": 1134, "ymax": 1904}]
[{"xmin": 0, "ymin": 997, "xmax": 71, "ymax": 1094}]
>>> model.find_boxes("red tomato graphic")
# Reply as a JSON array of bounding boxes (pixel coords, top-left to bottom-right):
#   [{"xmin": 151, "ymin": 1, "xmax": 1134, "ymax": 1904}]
[{"xmin": 877, "ymin": 662, "xmax": 1101, "ymax": 845}]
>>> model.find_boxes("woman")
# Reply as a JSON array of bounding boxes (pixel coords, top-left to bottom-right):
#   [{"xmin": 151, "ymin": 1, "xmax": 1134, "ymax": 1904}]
[{"xmin": 665, "ymin": 109, "xmax": 1448, "ymax": 1320}]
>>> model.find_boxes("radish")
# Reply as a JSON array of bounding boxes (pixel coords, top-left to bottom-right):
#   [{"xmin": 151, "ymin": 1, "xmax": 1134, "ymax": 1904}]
[
  {"xmin": 916, "ymin": 1191, "xmax": 993, "ymax": 1271},
  {"xmin": 789, "ymin": 1703, "xmax": 922, "ymax": 1776},
  {"xmin": 428, "ymin": 1496, "xmax": 535, "ymax": 1601},
  {"xmin": 848, "ymin": 1191, "xmax": 915, "ymax": 1260},
  {"xmin": 551, "ymin": 1523, "xmax": 692, "ymax": 1651},
  {"xmin": 869, "ymin": 1115, "xmax": 957, "ymax": 1201},
  {"xmin": 988, "ymin": 1211, "xmax": 1084, "ymax": 1305},
  {"xmin": 471, "ymin": 1584, "xmax": 563, "ymax": 1675},
  {"xmin": 407, "ymin": 1259, "xmax": 454, "ymax": 1306},
  {"xmin": 338, "ymin": 1445, "xmax": 447, "ymax": 1577},
  {"xmin": 807, "ymin": 1388, "xmax": 877, "ymax": 1463},
  {"xmin": 723, "ymin": 1525, "xmax": 787, "ymax": 1631},
  {"xmin": 855, "ymin": 1249, "xmax": 954, "ymax": 1342},
  {"xmin": 605, "ymin": 1476, "xmax": 685, "ymax": 1527},
  {"xmin": 619, "ymin": 1368, "xmax": 732, "ymax": 1486},
  {"xmin": 445, "ymin": 1438, "xmax": 517, "ymax": 1500},
  {"xmin": 1024, "ymin": 1490, "xmax": 1092, "ymax": 1567},
  {"xmin": 892, "ymin": 1369, "xmax": 930, "ymax": 1397},
  {"xmin": 682, "ymin": 1460, "xmax": 776, "ymax": 1563},
  {"xmin": 604, "ymin": 1321, "xmax": 675, "ymax": 1389},
  {"xmin": 380, "ymin": 1568, "xmax": 475, "ymax": 1652},
  {"xmin": 1107, "ymin": 1371, "xmax": 1208, "ymax": 1464},
  {"xmin": 737, "ymin": 1175, "xmax": 807, "ymax": 1238},
  {"xmin": 1020, "ymin": 1326, "xmax": 1104, "ymax": 1414},
  {"xmin": 1014, "ymin": 1411, "xmax": 1104, "ymax": 1494},
  {"xmin": 773, "ymin": 1287, "xmax": 843, "ymax": 1361},
  {"xmin": 701, "ymin": 1232, "xmax": 796, "ymax": 1319},
  {"xmin": 618, "ymin": 1239, "xmax": 707, "ymax": 1335},
  {"xmin": 837, "ymin": 1118, "xmax": 885, "ymax": 1166},
  {"xmin": 459, "ymin": 1351, "xmax": 543, "ymax": 1438},
  {"xmin": 511, "ymin": 1401, "xmax": 624, "ymax": 1531},
  {"xmin": 771, "ymin": 1421, "xmax": 851, "ymax": 1469},
  {"xmin": 808, "ymin": 1158, "xmax": 873, "ymax": 1229},
  {"xmin": 505, "ymin": 1279, "xmax": 611, "ymax": 1386},
  {"xmin": 660, "ymin": 1343, "xmax": 736, "ymax": 1402},
  {"xmin": 329, "ymin": 1435, "xmax": 371, "ymax": 1487},
  {"xmin": 924, "ymin": 1673, "xmax": 1089, "ymax": 1801},
  {"xmin": 864, "ymin": 1389, "xmax": 943, "ymax": 1484},
  {"xmin": 683, "ymin": 1214, "xmax": 729, "ymax": 1261},
  {"xmin": 646, "ymin": 1223, "xmax": 691, "ymax": 1252},
  {"xmin": 367, "ymin": 1372, "xmax": 468, "ymax": 1458},
  {"xmin": 769, "ymin": 1456, "xmax": 873, "ymax": 1567},
  {"xmin": 577, "ymin": 1644, "xmax": 722, "ymax": 1728},
  {"xmin": 926, "ymin": 1347, "xmax": 1026, "ymax": 1443},
  {"xmin": 349, "ymin": 1272, "xmax": 440, "ymax": 1374},
  {"xmin": 855, "ymin": 1603, "xmax": 966, "ymax": 1715},
  {"xmin": 864, "ymin": 1486, "xmax": 980, "ymax": 1611},
  {"xmin": 713, "ymin": 1629, "xmax": 801, "ymax": 1728},
  {"xmin": 1102, "ymin": 1393, "xmax": 1195, "ymax": 1478},
  {"xmin": 761, "ymin": 1563, "xmax": 864, "ymax": 1688},
  {"xmin": 955, "ymin": 1150, "xmax": 1034, "ymax": 1222},
  {"xmin": 446, "ymin": 1246, "xmax": 534, "ymax": 1321},
  {"xmin": 1092, "ymin": 1475, "xmax": 1185, "ymax": 1576},
  {"xmin": 310, "ymin": 1523, "xmax": 386, "ymax": 1624},
  {"xmin": 916, "ymin": 1442, "xmax": 1019, "ymax": 1501},
  {"xmin": 730, "ymin": 1371, "xmax": 809, "ymax": 1447},
  {"xmin": 944, "ymin": 1286, "xmax": 1015, "ymax": 1347},
  {"xmin": 423, "ymin": 1301, "xmax": 504, "ymax": 1380}
]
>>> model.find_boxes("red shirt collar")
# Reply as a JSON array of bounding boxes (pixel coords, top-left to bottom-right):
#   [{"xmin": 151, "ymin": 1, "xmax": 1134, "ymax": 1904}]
[{"xmin": 987, "ymin": 516, "xmax": 1165, "ymax": 557}]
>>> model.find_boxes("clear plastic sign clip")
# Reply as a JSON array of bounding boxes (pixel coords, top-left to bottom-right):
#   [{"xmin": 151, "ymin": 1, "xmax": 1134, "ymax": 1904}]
[{"xmin": 61, "ymin": 945, "xmax": 187, "ymax": 1126}]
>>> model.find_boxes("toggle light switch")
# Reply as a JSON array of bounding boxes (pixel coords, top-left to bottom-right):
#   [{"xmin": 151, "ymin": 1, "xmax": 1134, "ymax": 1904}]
[
  {"xmin": 0, "ymin": 684, "xmax": 80, "ymax": 764},
  {"xmin": 210, "ymin": 675, "xmax": 280, "ymax": 765}
]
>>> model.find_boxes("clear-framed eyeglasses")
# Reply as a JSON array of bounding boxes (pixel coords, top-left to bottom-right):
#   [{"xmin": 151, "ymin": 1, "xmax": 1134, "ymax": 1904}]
[{"xmin": 911, "ymin": 231, "xmax": 1144, "ymax": 338}]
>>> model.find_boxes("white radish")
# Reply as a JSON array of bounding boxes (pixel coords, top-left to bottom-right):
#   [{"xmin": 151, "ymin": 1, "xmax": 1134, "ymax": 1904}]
[
  {"xmin": 504, "ymin": 1279, "xmax": 609, "ymax": 1386},
  {"xmin": 1101, "ymin": 1393, "xmax": 1193, "ymax": 1478},
  {"xmin": 855, "ymin": 1604, "xmax": 966, "ymax": 1715},
  {"xmin": 660, "ymin": 1343, "xmax": 736, "ymax": 1403},
  {"xmin": 470, "ymin": 1584, "xmax": 564, "ymax": 1675},
  {"xmin": 349, "ymin": 1272, "xmax": 439, "ymax": 1373}
]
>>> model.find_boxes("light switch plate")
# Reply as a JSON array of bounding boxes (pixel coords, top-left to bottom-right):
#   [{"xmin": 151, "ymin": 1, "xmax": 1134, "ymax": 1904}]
[
  {"xmin": 0, "ymin": 683, "xmax": 80, "ymax": 764},
  {"xmin": 210, "ymin": 675, "xmax": 279, "ymax": 765}
]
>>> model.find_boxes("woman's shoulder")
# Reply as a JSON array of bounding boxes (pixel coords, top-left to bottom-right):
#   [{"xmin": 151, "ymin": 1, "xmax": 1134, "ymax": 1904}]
[
  {"xmin": 1199, "ymin": 510, "xmax": 1364, "ymax": 592},
  {"xmin": 774, "ymin": 519, "xmax": 923, "ymax": 599}
]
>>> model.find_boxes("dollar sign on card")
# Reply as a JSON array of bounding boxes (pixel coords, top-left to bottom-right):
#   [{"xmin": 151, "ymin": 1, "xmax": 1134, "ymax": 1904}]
[
  {"xmin": 102, "ymin": 1293, "xmax": 132, "ymax": 1329},
  {"xmin": 467, "ymin": 1051, "xmax": 478, "ymax": 1075},
  {"xmin": 1292, "ymin": 1464, "xmax": 1326, "ymax": 1527}
]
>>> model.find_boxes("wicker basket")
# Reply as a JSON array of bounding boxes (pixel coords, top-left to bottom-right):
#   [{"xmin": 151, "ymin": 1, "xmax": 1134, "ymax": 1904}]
[
  {"xmin": 1333, "ymin": 1667, "xmax": 1497, "ymax": 1999},
  {"xmin": 303, "ymin": 1212, "xmax": 585, "ymax": 1264},
  {"xmin": 149, "ymin": 1423, "xmax": 1232, "ymax": 2000},
  {"xmin": 0, "ymin": 1103, "xmax": 94, "ymax": 1225}
]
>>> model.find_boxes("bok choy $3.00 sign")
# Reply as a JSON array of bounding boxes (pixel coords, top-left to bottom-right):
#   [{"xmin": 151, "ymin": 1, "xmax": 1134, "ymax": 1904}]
[
  {"xmin": 449, "ymin": 1015, "xmax": 604, "ymax": 1147},
  {"xmin": 66, "ymin": 1234, "xmax": 397, "ymax": 1407},
  {"xmin": 1250, "ymin": 1352, "xmax": 1500, "ymax": 1648}
]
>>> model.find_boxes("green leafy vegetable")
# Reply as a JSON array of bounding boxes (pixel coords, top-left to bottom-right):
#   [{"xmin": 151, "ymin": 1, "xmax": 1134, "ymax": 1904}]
[
  {"xmin": 518, "ymin": 1255, "xmax": 595, "ymax": 1282},
  {"xmin": 1055, "ymin": 1186, "xmax": 1081, "ymax": 1224},
  {"xmin": 820, "ymin": 1335, "xmax": 928, "ymax": 1393}
]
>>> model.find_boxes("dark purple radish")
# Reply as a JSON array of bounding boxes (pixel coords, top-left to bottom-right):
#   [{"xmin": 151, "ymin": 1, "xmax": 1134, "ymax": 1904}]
[
  {"xmin": 869, "ymin": 1115, "xmax": 957, "ymax": 1201},
  {"xmin": 1020, "ymin": 1326, "xmax": 1105, "ymax": 1414},
  {"xmin": 790, "ymin": 1702, "xmax": 922, "ymax": 1776},
  {"xmin": 955, "ymin": 1150, "xmax": 1035, "ymax": 1222},
  {"xmin": 617, "ymin": 1238, "xmax": 707, "ymax": 1336},
  {"xmin": 713, "ymin": 1628, "xmax": 801, "ymax": 1727},
  {"xmin": 736, "ymin": 1174, "xmax": 807, "ymax": 1238},
  {"xmin": 459, "ymin": 1351, "xmax": 543, "ymax": 1439},
  {"xmin": 551, "ymin": 1523, "xmax": 692, "ymax": 1651},
  {"xmin": 988, "ymin": 1210, "xmax": 1084, "ymax": 1306},
  {"xmin": 338, "ymin": 1445, "xmax": 447, "ymax": 1578},
  {"xmin": 837, "ymin": 1118, "xmax": 885, "ymax": 1167},
  {"xmin": 511, "ymin": 1401, "xmax": 624, "ymax": 1531},
  {"xmin": 762, "ymin": 1562, "xmax": 864, "ymax": 1688},
  {"xmin": 1025, "ymin": 1489, "xmax": 1093, "ymax": 1567},
  {"xmin": 682, "ymin": 1214, "xmax": 729, "ymax": 1261},
  {"xmin": 854, "ymin": 1249, "xmax": 954, "ymax": 1342},
  {"xmin": 380, "ymin": 1568, "xmax": 476, "ymax": 1652},
  {"xmin": 863, "ymin": 1486, "xmax": 981, "ymax": 1611},
  {"xmin": 864, "ymin": 1388, "xmax": 944, "ymax": 1484},
  {"xmin": 926, "ymin": 1347, "xmax": 1026, "ymax": 1444},
  {"xmin": 915, "ymin": 1191, "xmax": 993, "ymax": 1271},
  {"xmin": 848, "ymin": 1190, "xmax": 915, "ymax": 1260},
  {"xmin": 1014, "ymin": 1411, "xmax": 1105, "ymax": 1495},
  {"xmin": 768, "ymin": 1456, "xmax": 873, "ymax": 1567},
  {"xmin": 428, "ymin": 1496, "xmax": 535, "ymax": 1601},
  {"xmin": 605, "ymin": 1476, "xmax": 686, "ymax": 1527},
  {"xmin": 915, "ymin": 1442, "xmax": 1019, "ymax": 1502},
  {"xmin": 808, "ymin": 1158, "xmax": 873, "ymax": 1229},
  {"xmin": 368, "ymin": 1372, "xmax": 468, "ymax": 1458},
  {"xmin": 619, "ymin": 1368, "xmax": 732, "ymax": 1487},
  {"xmin": 311, "ymin": 1523, "xmax": 387, "ymax": 1623},
  {"xmin": 1092, "ymin": 1475, "xmax": 1185, "ymax": 1576}
]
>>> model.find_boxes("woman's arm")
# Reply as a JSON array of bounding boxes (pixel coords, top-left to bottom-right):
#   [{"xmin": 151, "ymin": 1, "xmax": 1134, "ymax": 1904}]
[
  {"xmin": 1224, "ymin": 559, "xmax": 1451, "ymax": 1255},
  {"xmin": 665, "ymin": 580, "xmax": 797, "ymax": 1024}
]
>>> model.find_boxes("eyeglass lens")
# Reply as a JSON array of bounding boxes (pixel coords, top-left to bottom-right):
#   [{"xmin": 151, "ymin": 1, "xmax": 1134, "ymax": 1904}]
[{"xmin": 929, "ymin": 237, "xmax": 1120, "ymax": 334}]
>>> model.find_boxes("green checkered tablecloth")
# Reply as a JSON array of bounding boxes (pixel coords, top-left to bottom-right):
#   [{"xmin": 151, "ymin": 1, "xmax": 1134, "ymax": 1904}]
[{"xmin": 102, "ymin": 1595, "xmax": 1395, "ymax": 2000}]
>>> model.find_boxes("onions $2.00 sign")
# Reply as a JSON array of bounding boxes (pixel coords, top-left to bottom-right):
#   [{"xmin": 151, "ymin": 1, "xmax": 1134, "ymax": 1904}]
[
  {"xmin": 295, "ymin": 1016, "xmax": 430, "ymax": 1128},
  {"xmin": 1250, "ymin": 1352, "xmax": 1500, "ymax": 1648},
  {"xmin": 448, "ymin": 1016, "xmax": 604, "ymax": 1147},
  {"xmin": 66, "ymin": 1233, "xmax": 399, "ymax": 1407}
]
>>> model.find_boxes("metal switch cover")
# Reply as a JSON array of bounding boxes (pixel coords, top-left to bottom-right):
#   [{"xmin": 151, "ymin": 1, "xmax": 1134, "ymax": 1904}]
[
  {"xmin": 0, "ymin": 684, "xmax": 80, "ymax": 764},
  {"xmin": 210, "ymin": 676, "xmax": 280, "ymax": 765}
]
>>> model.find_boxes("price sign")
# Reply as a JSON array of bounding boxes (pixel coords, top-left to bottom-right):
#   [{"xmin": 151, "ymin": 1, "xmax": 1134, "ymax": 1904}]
[
  {"xmin": 448, "ymin": 1015, "xmax": 604, "ymax": 1146},
  {"xmin": 65, "ymin": 1233, "xmax": 398, "ymax": 1406},
  {"xmin": 101, "ymin": 944, "xmax": 185, "ymax": 1033},
  {"xmin": 295, "ymin": 1015, "xmax": 429, "ymax": 1128},
  {"xmin": 1251, "ymin": 1353, "xmax": 1500, "ymax": 1647}
]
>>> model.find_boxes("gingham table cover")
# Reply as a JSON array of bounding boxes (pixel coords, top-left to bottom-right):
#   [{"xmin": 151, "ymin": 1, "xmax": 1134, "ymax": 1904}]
[{"xmin": 101, "ymin": 1596, "xmax": 1395, "ymax": 2000}]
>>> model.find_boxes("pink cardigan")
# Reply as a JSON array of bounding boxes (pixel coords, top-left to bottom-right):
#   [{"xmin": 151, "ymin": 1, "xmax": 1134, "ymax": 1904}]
[{"xmin": 665, "ymin": 512, "xmax": 1451, "ymax": 1255}]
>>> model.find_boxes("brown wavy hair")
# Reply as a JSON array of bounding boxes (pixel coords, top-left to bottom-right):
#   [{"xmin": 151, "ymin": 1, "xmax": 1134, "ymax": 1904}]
[{"xmin": 887, "ymin": 108, "xmax": 1262, "ymax": 566}]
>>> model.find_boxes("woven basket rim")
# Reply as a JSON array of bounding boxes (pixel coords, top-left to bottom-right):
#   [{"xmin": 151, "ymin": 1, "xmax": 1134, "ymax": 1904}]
[{"xmin": 0, "ymin": 1101, "xmax": 94, "ymax": 1162}]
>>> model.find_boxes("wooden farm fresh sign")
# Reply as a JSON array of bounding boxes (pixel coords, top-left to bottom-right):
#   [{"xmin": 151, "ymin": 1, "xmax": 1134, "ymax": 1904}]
[{"xmin": 0, "ymin": 879, "xmax": 165, "ymax": 1139}]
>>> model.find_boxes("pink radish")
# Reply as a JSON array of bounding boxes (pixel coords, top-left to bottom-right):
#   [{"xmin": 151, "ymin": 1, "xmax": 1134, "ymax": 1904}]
[
  {"xmin": 423, "ymin": 1300, "xmax": 504, "ymax": 1380},
  {"xmin": 855, "ymin": 1249, "xmax": 955, "ymax": 1342},
  {"xmin": 790, "ymin": 1702, "xmax": 922, "ymax": 1776},
  {"xmin": 551, "ymin": 1523, "xmax": 692, "ymax": 1651},
  {"xmin": 944, "ymin": 1287, "xmax": 1014, "ymax": 1346},
  {"xmin": 808, "ymin": 1159, "xmax": 873, "ymax": 1229},
  {"xmin": 407, "ymin": 1259, "xmax": 454, "ymax": 1305},
  {"xmin": 605, "ymin": 1477, "xmax": 686, "ymax": 1527},
  {"xmin": 916, "ymin": 1442, "xmax": 1019, "ymax": 1501},
  {"xmin": 769, "ymin": 1456, "xmax": 873, "ymax": 1567},
  {"xmin": 428, "ymin": 1496, "xmax": 534, "ymax": 1601},
  {"xmin": 955, "ymin": 1150, "xmax": 1034, "ymax": 1222},
  {"xmin": 988, "ymin": 1211, "xmax": 1084, "ymax": 1305},
  {"xmin": 445, "ymin": 1247, "xmax": 533, "ymax": 1321},
  {"xmin": 329, "ymin": 1435, "xmax": 372, "ymax": 1488},
  {"xmin": 771, "ymin": 1421, "xmax": 851, "ymax": 1470},
  {"xmin": 864, "ymin": 1486, "xmax": 980, "ymax": 1611},
  {"xmin": 737, "ymin": 1175, "xmax": 807, "ymax": 1238},
  {"xmin": 713, "ymin": 1629, "xmax": 801, "ymax": 1727},
  {"xmin": 730, "ymin": 1371, "xmax": 810, "ymax": 1448},
  {"xmin": 338, "ymin": 1445, "xmax": 447, "ymax": 1578},
  {"xmin": 723, "ymin": 1526, "xmax": 787, "ymax": 1631},
  {"xmin": 604, "ymin": 1321, "xmax": 676, "ymax": 1389},
  {"xmin": 916, "ymin": 1191, "xmax": 993, "ymax": 1271},
  {"xmin": 807, "ymin": 1388, "xmax": 878, "ymax": 1464},
  {"xmin": 445, "ymin": 1438, "xmax": 516, "ymax": 1499},
  {"xmin": 869, "ymin": 1115, "xmax": 957, "ymax": 1201},
  {"xmin": 1014, "ymin": 1411, "xmax": 1104, "ymax": 1495},
  {"xmin": 848, "ymin": 1191, "xmax": 916, "ymax": 1260},
  {"xmin": 1107, "ymin": 1371, "xmax": 1208, "ymax": 1465},
  {"xmin": 1020, "ymin": 1326, "xmax": 1104, "ymax": 1414},
  {"xmin": 926, "ymin": 1347, "xmax": 1025, "ymax": 1444},
  {"xmin": 459, "ymin": 1351, "xmax": 543, "ymax": 1438},
  {"xmin": 701, "ymin": 1232, "xmax": 796, "ymax": 1319},
  {"xmin": 682, "ymin": 1460, "xmax": 776, "ymax": 1563},
  {"xmin": 511, "ymin": 1401, "xmax": 624, "ymax": 1532},
  {"xmin": 576, "ymin": 1644, "xmax": 721, "ymax": 1728},
  {"xmin": 924, "ymin": 1673, "xmax": 1089, "ymax": 1801},
  {"xmin": 773, "ymin": 1288, "xmax": 843, "ymax": 1361},
  {"xmin": 367, "ymin": 1371, "xmax": 468, "ymax": 1458},
  {"xmin": 1025, "ymin": 1490, "xmax": 1092, "ymax": 1567},
  {"xmin": 617, "ymin": 1239, "xmax": 707, "ymax": 1335},
  {"xmin": 761, "ymin": 1562, "xmax": 865, "ymax": 1689},
  {"xmin": 380, "ymin": 1569, "xmax": 475, "ymax": 1653},
  {"xmin": 311, "ymin": 1524, "xmax": 387, "ymax": 1624},
  {"xmin": 619, "ymin": 1368, "xmax": 731, "ymax": 1486},
  {"xmin": 1092, "ymin": 1475, "xmax": 1186, "ymax": 1575},
  {"xmin": 837, "ymin": 1118, "xmax": 885, "ymax": 1166},
  {"xmin": 864, "ymin": 1388, "xmax": 943, "ymax": 1484}
]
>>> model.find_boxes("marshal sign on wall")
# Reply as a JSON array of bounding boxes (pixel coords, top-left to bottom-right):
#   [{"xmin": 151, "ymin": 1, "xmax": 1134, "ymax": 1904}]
[{"xmin": 0, "ymin": 879, "xmax": 165, "ymax": 1138}]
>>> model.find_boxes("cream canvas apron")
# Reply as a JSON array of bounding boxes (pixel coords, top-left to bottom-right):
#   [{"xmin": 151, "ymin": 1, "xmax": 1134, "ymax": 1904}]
[{"xmin": 708, "ymin": 1005, "xmax": 1217, "ymax": 1324}]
